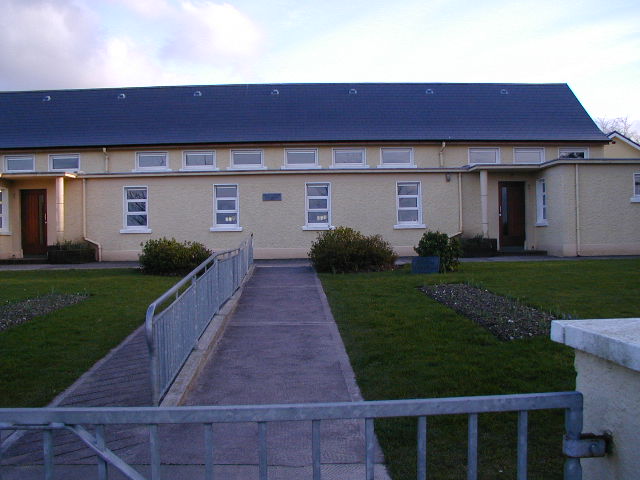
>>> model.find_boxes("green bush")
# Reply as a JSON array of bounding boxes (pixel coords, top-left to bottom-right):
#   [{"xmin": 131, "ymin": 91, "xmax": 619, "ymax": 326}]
[
  {"xmin": 414, "ymin": 231, "xmax": 462, "ymax": 273},
  {"xmin": 308, "ymin": 227, "xmax": 397, "ymax": 273},
  {"xmin": 139, "ymin": 238, "xmax": 212, "ymax": 276}
]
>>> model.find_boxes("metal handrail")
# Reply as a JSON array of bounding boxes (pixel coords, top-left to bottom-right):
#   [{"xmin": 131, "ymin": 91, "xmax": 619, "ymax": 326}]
[{"xmin": 144, "ymin": 235, "xmax": 253, "ymax": 405}]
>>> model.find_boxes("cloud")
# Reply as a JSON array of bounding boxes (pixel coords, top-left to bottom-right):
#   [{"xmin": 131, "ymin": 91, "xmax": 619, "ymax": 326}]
[
  {"xmin": 162, "ymin": 1, "xmax": 264, "ymax": 63},
  {"xmin": 0, "ymin": 0, "xmax": 104, "ymax": 90}
]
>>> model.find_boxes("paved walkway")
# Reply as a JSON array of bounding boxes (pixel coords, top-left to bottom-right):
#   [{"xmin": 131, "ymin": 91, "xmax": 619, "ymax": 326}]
[{"xmin": 1, "ymin": 265, "xmax": 388, "ymax": 479}]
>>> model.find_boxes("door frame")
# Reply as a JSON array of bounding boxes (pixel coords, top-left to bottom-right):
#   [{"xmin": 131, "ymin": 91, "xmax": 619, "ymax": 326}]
[
  {"xmin": 20, "ymin": 189, "xmax": 48, "ymax": 256},
  {"xmin": 498, "ymin": 181, "xmax": 526, "ymax": 249}
]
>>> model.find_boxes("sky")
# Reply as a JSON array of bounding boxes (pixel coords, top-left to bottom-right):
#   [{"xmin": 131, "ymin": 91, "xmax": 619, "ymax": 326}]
[{"xmin": 0, "ymin": 0, "xmax": 639, "ymax": 130}]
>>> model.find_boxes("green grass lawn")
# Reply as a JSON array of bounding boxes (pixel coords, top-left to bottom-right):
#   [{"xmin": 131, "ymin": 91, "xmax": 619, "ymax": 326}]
[
  {"xmin": 0, "ymin": 269, "xmax": 176, "ymax": 407},
  {"xmin": 319, "ymin": 258, "xmax": 640, "ymax": 480}
]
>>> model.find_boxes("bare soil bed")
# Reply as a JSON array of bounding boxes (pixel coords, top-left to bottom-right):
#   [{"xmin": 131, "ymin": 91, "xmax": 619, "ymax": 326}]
[
  {"xmin": 0, "ymin": 294, "xmax": 88, "ymax": 333},
  {"xmin": 421, "ymin": 283, "xmax": 556, "ymax": 341}
]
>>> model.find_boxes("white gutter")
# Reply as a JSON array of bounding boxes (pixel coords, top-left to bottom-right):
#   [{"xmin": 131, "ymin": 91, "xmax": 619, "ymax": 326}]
[
  {"xmin": 575, "ymin": 164, "xmax": 581, "ymax": 256},
  {"xmin": 82, "ymin": 178, "xmax": 102, "ymax": 261},
  {"xmin": 458, "ymin": 172, "xmax": 463, "ymax": 234}
]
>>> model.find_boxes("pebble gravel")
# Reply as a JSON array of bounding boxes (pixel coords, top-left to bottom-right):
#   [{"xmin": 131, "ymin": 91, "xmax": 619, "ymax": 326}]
[
  {"xmin": 0, "ymin": 294, "xmax": 88, "ymax": 333},
  {"xmin": 421, "ymin": 283, "xmax": 556, "ymax": 341}
]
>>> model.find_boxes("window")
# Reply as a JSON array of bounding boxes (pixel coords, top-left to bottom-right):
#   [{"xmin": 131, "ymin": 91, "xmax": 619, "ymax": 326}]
[
  {"xmin": 559, "ymin": 148, "xmax": 588, "ymax": 159},
  {"xmin": 536, "ymin": 179, "xmax": 548, "ymax": 226},
  {"xmin": 395, "ymin": 182, "xmax": 425, "ymax": 229},
  {"xmin": 121, "ymin": 187, "xmax": 150, "ymax": 233},
  {"xmin": 136, "ymin": 152, "xmax": 168, "ymax": 171},
  {"xmin": 632, "ymin": 173, "xmax": 640, "ymax": 203},
  {"xmin": 304, "ymin": 182, "xmax": 331, "ymax": 229},
  {"xmin": 380, "ymin": 148, "xmax": 414, "ymax": 167},
  {"xmin": 332, "ymin": 148, "xmax": 366, "ymax": 168},
  {"xmin": 469, "ymin": 148, "xmax": 500, "ymax": 164},
  {"xmin": 231, "ymin": 150, "xmax": 264, "ymax": 169},
  {"xmin": 284, "ymin": 149, "xmax": 319, "ymax": 169},
  {"xmin": 212, "ymin": 184, "xmax": 241, "ymax": 231},
  {"xmin": 514, "ymin": 147, "xmax": 544, "ymax": 164},
  {"xmin": 50, "ymin": 154, "xmax": 79, "ymax": 172},
  {"xmin": 183, "ymin": 151, "xmax": 216, "ymax": 170},
  {"xmin": 0, "ymin": 188, "xmax": 8, "ymax": 233},
  {"xmin": 5, "ymin": 155, "xmax": 34, "ymax": 172}
]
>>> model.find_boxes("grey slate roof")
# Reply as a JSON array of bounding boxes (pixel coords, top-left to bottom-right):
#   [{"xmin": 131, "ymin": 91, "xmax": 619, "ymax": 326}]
[{"xmin": 0, "ymin": 83, "xmax": 608, "ymax": 149}]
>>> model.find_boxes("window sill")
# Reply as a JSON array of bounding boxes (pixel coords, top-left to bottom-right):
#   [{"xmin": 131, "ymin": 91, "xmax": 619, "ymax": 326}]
[
  {"xmin": 329, "ymin": 165, "xmax": 369, "ymax": 169},
  {"xmin": 180, "ymin": 167, "xmax": 219, "ymax": 172},
  {"xmin": 302, "ymin": 225, "xmax": 335, "ymax": 231},
  {"xmin": 132, "ymin": 168, "xmax": 171, "ymax": 173},
  {"xmin": 535, "ymin": 221, "xmax": 549, "ymax": 227},
  {"xmin": 394, "ymin": 224, "xmax": 426, "ymax": 230},
  {"xmin": 120, "ymin": 228, "xmax": 152, "ymax": 234},
  {"xmin": 0, "ymin": 231, "xmax": 12, "ymax": 236},
  {"xmin": 210, "ymin": 226, "xmax": 243, "ymax": 232},
  {"xmin": 378, "ymin": 164, "xmax": 416, "ymax": 169},
  {"xmin": 228, "ymin": 166, "xmax": 267, "ymax": 171},
  {"xmin": 630, "ymin": 197, "xmax": 640, "ymax": 203},
  {"xmin": 281, "ymin": 165, "xmax": 322, "ymax": 170}
]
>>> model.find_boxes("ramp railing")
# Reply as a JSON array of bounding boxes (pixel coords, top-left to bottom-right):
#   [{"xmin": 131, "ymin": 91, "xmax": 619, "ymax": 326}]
[{"xmin": 145, "ymin": 235, "xmax": 253, "ymax": 405}]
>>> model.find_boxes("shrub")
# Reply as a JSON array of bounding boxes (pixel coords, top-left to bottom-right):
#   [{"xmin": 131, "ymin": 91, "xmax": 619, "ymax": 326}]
[
  {"xmin": 414, "ymin": 231, "xmax": 462, "ymax": 273},
  {"xmin": 139, "ymin": 238, "xmax": 212, "ymax": 276},
  {"xmin": 308, "ymin": 227, "xmax": 397, "ymax": 273}
]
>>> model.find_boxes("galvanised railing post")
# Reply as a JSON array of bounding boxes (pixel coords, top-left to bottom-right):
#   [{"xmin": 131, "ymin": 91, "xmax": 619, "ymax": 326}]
[
  {"xmin": 564, "ymin": 394, "xmax": 584, "ymax": 480},
  {"xmin": 145, "ymin": 303, "xmax": 161, "ymax": 406}
]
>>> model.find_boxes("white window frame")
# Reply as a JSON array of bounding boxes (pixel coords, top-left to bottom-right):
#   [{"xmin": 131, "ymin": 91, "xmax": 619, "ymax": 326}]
[
  {"xmin": 182, "ymin": 150, "xmax": 217, "ymax": 171},
  {"xmin": 303, "ymin": 182, "xmax": 332, "ymax": 230},
  {"xmin": 469, "ymin": 148, "xmax": 500, "ymax": 164},
  {"xmin": 514, "ymin": 147, "xmax": 545, "ymax": 164},
  {"xmin": 211, "ymin": 184, "xmax": 242, "ymax": 231},
  {"xmin": 0, "ymin": 188, "xmax": 9, "ymax": 234},
  {"xmin": 283, "ymin": 149, "xmax": 320, "ymax": 169},
  {"xmin": 631, "ymin": 173, "xmax": 640, "ymax": 203},
  {"xmin": 50, "ymin": 153, "xmax": 80, "ymax": 172},
  {"xmin": 536, "ymin": 178, "xmax": 548, "ymax": 226},
  {"xmin": 394, "ymin": 181, "xmax": 425, "ymax": 229},
  {"xmin": 135, "ymin": 152, "xmax": 169, "ymax": 171},
  {"xmin": 558, "ymin": 147, "xmax": 589, "ymax": 160},
  {"xmin": 230, "ymin": 150, "xmax": 265, "ymax": 170},
  {"xmin": 120, "ymin": 186, "xmax": 151, "ymax": 233},
  {"xmin": 379, "ymin": 148, "xmax": 415, "ymax": 168},
  {"xmin": 331, "ymin": 148, "xmax": 367, "ymax": 168},
  {"xmin": 5, "ymin": 155, "xmax": 35, "ymax": 173}
]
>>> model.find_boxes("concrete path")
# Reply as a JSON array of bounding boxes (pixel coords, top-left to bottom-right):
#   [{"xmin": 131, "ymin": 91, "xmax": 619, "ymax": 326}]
[{"xmin": 1, "ymin": 265, "xmax": 389, "ymax": 479}]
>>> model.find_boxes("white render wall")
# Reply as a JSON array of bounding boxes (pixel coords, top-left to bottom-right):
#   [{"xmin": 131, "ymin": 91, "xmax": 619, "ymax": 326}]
[{"xmin": 551, "ymin": 318, "xmax": 640, "ymax": 480}]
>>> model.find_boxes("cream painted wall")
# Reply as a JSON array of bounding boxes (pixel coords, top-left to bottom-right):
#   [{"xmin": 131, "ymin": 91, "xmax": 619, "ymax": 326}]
[
  {"xmin": 604, "ymin": 138, "xmax": 640, "ymax": 158},
  {"xmin": 0, "ymin": 177, "xmax": 85, "ymax": 259},
  {"xmin": 85, "ymin": 172, "xmax": 462, "ymax": 260},
  {"xmin": 576, "ymin": 164, "xmax": 640, "ymax": 255},
  {"xmin": 532, "ymin": 165, "xmax": 578, "ymax": 256}
]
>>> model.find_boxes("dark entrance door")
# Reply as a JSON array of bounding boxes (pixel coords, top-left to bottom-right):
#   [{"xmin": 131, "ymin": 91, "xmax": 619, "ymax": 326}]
[
  {"xmin": 21, "ymin": 189, "xmax": 47, "ymax": 255},
  {"xmin": 498, "ymin": 182, "xmax": 525, "ymax": 249}
]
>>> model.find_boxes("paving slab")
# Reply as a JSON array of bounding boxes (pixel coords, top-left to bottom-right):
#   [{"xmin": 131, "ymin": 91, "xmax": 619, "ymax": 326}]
[{"xmin": 1, "ymin": 264, "xmax": 390, "ymax": 479}]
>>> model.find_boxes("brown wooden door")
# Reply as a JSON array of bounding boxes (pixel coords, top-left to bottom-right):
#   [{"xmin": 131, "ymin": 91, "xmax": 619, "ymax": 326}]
[
  {"xmin": 21, "ymin": 189, "xmax": 47, "ymax": 255},
  {"xmin": 498, "ymin": 182, "xmax": 525, "ymax": 248}
]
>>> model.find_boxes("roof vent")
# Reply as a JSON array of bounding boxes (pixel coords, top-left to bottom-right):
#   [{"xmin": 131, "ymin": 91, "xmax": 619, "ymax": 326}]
[
  {"xmin": 270, "ymin": 89, "xmax": 279, "ymax": 96},
  {"xmin": 42, "ymin": 95, "xmax": 51, "ymax": 102},
  {"xmin": 349, "ymin": 88, "xmax": 358, "ymax": 95},
  {"xmin": 193, "ymin": 90, "xmax": 202, "ymax": 97},
  {"xmin": 425, "ymin": 88, "xmax": 435, "ymax": 95},
  {"xmin": 500, "ymin": 88, "xmax": 509, "ymax": 95},
  {"xmin": 117, "ymin": 93, "xmax": 126, "ymax": 100}
]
